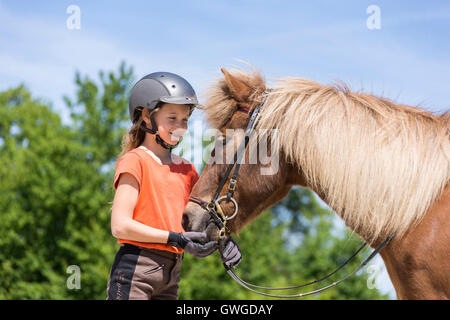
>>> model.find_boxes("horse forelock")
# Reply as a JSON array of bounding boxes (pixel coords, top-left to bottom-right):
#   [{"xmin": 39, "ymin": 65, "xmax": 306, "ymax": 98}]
[{"xmin": 202, "ymin": 67, "xmax": 267, "ymax": 130}]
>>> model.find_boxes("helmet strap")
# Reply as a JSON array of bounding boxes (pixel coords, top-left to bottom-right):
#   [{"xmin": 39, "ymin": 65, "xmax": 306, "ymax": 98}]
[{"xmin": 139, "ymin": 114, "xmax": 182, "ymax": 152}]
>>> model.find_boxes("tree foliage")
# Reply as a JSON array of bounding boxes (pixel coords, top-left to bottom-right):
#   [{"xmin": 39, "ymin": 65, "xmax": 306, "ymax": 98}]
[{"xmin": 0, "ymin": 63, "xmax": 387, "ymax": 299}]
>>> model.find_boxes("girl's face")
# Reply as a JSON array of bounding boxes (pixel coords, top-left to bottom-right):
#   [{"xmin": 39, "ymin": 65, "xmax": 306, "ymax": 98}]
[{"xmin": 146, "ymin": 103, "xmax": 190, "ymax": 145}]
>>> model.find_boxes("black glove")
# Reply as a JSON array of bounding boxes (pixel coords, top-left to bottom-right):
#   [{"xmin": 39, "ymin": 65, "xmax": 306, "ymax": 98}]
[
  {"xmin": 167, "ymin": 231, "xmax": 218, "ymax": 258},
  {"xmin": 221, "ymin": 238, "xmax": 242, "ymax": 268}
]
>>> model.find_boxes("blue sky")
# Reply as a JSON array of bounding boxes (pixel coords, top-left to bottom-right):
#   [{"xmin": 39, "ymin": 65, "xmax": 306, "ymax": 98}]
[
  {"xmin": 1, "ymin": 0, "xmax": 449, "ymax": 299},
  {"xmin": 1, "ymin": 0, "xmax": 449, "ymax": 124}
]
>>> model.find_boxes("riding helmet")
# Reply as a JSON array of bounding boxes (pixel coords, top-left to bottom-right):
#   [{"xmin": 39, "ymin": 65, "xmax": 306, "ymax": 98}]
[{"xmin": 128, "ymin": 72, "xmax": 199, "ymax": 123}]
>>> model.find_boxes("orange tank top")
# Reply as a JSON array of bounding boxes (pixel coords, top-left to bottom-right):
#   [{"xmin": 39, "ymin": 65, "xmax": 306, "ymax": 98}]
[{"xmin": 113, "ymin": 146, "xmax": 199, "ymax": 253}]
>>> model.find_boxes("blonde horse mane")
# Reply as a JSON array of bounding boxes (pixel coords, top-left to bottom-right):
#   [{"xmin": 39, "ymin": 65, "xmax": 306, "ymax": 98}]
[{"xmin": 203, "ymin": 67, "xmax": 450, "ymax": 243}]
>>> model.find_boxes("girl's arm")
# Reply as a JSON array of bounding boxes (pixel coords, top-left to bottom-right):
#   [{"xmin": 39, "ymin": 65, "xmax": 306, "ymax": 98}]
[{"xmin": 111, "ymin": 173, "xmax": 169, "ymax": 243}]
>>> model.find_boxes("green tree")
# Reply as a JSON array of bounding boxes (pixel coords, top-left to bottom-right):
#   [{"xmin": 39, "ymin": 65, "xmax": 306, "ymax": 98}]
[
  {"xmin": 64, "ymin": 63, "xmax": 133, "ymax": 166},
  {"xmin": 0, "ymin": 63, "xmax": 133, "ymax": 299}
]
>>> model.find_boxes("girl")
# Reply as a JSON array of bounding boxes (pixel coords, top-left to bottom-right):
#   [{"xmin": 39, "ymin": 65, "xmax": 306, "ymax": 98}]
[{"xmin": 106, "ymin": 72, "xmax": 240, "ymax": 300}]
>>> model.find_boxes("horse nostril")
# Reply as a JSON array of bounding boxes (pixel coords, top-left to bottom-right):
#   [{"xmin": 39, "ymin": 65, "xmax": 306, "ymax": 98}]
[{"xmin": 182, "ymin": 214, "xmax": 190, "ymax": 231}]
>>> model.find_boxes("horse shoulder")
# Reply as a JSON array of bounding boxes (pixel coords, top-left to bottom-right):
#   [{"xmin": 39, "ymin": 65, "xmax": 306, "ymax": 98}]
[{"xmin": 381, "ymin": 184, "xmax": 450, "ymax": 299}]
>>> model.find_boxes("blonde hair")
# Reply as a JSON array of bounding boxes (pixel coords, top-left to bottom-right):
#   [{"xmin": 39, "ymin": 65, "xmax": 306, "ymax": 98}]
[
  {"xmin": 118, "ymin": 107, "xmax": 160, "ymax": 158},
  {"xmin": 204, "ymin": 68, "xmax": 450, "ymax": 244}
]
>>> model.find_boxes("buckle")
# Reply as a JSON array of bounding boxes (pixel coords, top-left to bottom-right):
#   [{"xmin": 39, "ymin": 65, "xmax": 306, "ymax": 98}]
[{"xmin": 228, "ymin": 178, "xmax": 237, "ymax": 191}]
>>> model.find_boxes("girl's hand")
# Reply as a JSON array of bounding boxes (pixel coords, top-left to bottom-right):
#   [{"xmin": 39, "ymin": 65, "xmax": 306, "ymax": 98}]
[
  {"xmin": 220, "ymin": 238, "xmax": 242, "ymax": 268},
  {"xmin": 167, "ymin": 231, "xmax": 218, "ymax": 258}
]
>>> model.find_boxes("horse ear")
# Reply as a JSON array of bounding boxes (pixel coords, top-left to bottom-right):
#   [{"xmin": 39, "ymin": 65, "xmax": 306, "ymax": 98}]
[{"xmin": 221, "ymin": 68, "xmax": 252, "ymax": 102}]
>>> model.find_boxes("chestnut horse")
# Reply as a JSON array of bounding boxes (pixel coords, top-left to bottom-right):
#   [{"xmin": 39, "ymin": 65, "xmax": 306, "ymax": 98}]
[{"xmin": 182, "ymin": 67, "xmax": 450, "ymax": 299}]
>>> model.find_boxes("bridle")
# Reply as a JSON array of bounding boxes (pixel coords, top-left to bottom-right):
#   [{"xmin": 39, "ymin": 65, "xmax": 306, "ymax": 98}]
[
  {"xmin": 188, "ymin": 90, "xmax": 267, "ymax": 240},
  {"xmin": 188, "ymin": 89, "xmax": 394, "ymax": 298}
]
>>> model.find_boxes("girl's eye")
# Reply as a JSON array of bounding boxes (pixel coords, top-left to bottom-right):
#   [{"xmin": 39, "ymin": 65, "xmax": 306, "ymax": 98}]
[{"xmin": 168, "ymin": 117, "xmax": 188, "ymax": 122}]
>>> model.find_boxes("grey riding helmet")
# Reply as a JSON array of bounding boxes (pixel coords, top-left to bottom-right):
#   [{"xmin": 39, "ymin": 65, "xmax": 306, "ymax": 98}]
[{"xmin": 129, "ymin": 72, "xmax": 199, "ymax": 123}]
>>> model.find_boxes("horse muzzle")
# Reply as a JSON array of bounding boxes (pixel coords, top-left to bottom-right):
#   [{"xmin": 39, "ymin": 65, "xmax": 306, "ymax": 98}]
[{"xmin": 182, "ymin": 201, "xmax": 222, "ymax": 242}]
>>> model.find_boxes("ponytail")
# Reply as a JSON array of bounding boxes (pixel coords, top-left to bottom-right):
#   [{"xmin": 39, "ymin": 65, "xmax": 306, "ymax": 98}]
[
  {"xmin": 117, "ymin": 106, "xmax": 161, "ymax": 158},
  {"xmin": 118, "ymin": 112, "xmax": 145, "ymax": 158}
]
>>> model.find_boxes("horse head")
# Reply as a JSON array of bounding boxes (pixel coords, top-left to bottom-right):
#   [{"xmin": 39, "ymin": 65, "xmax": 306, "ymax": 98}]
[{"xmin": 182, "ymin": 68, "xmax": 301, "ymax": 241}]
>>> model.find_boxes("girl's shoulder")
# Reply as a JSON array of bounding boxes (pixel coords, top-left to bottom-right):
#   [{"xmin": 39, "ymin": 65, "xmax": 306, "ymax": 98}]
[
  {"xmin": 115, "ymin": 148, "xmax": 145, "ymax": 168},
  {"xmin": 119, "ymin": 148, "xmax": 143, "ymax": 161},
  {"xmin": 113, "ymin": 149, "xmax": 145, "ymax": 190}
]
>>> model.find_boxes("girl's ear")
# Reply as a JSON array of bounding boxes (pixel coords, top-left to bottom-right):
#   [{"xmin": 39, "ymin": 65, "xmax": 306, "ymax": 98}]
[
  {"xmin": 141, "ymin": 108, "xmax": 150, "ymax": 124},
  {"xmin": 221, "ymin": 68, "xmax": 252, "ymax": 102}
]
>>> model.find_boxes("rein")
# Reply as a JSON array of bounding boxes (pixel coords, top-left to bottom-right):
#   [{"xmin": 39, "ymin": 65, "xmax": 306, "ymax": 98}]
[
  {"xmin": 223, "ymin": 235, "xmax": 394, "ymax": 298},
  {"xmin": 188, "ymin": 89, "xmax": 395, "ymax": 298}
]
